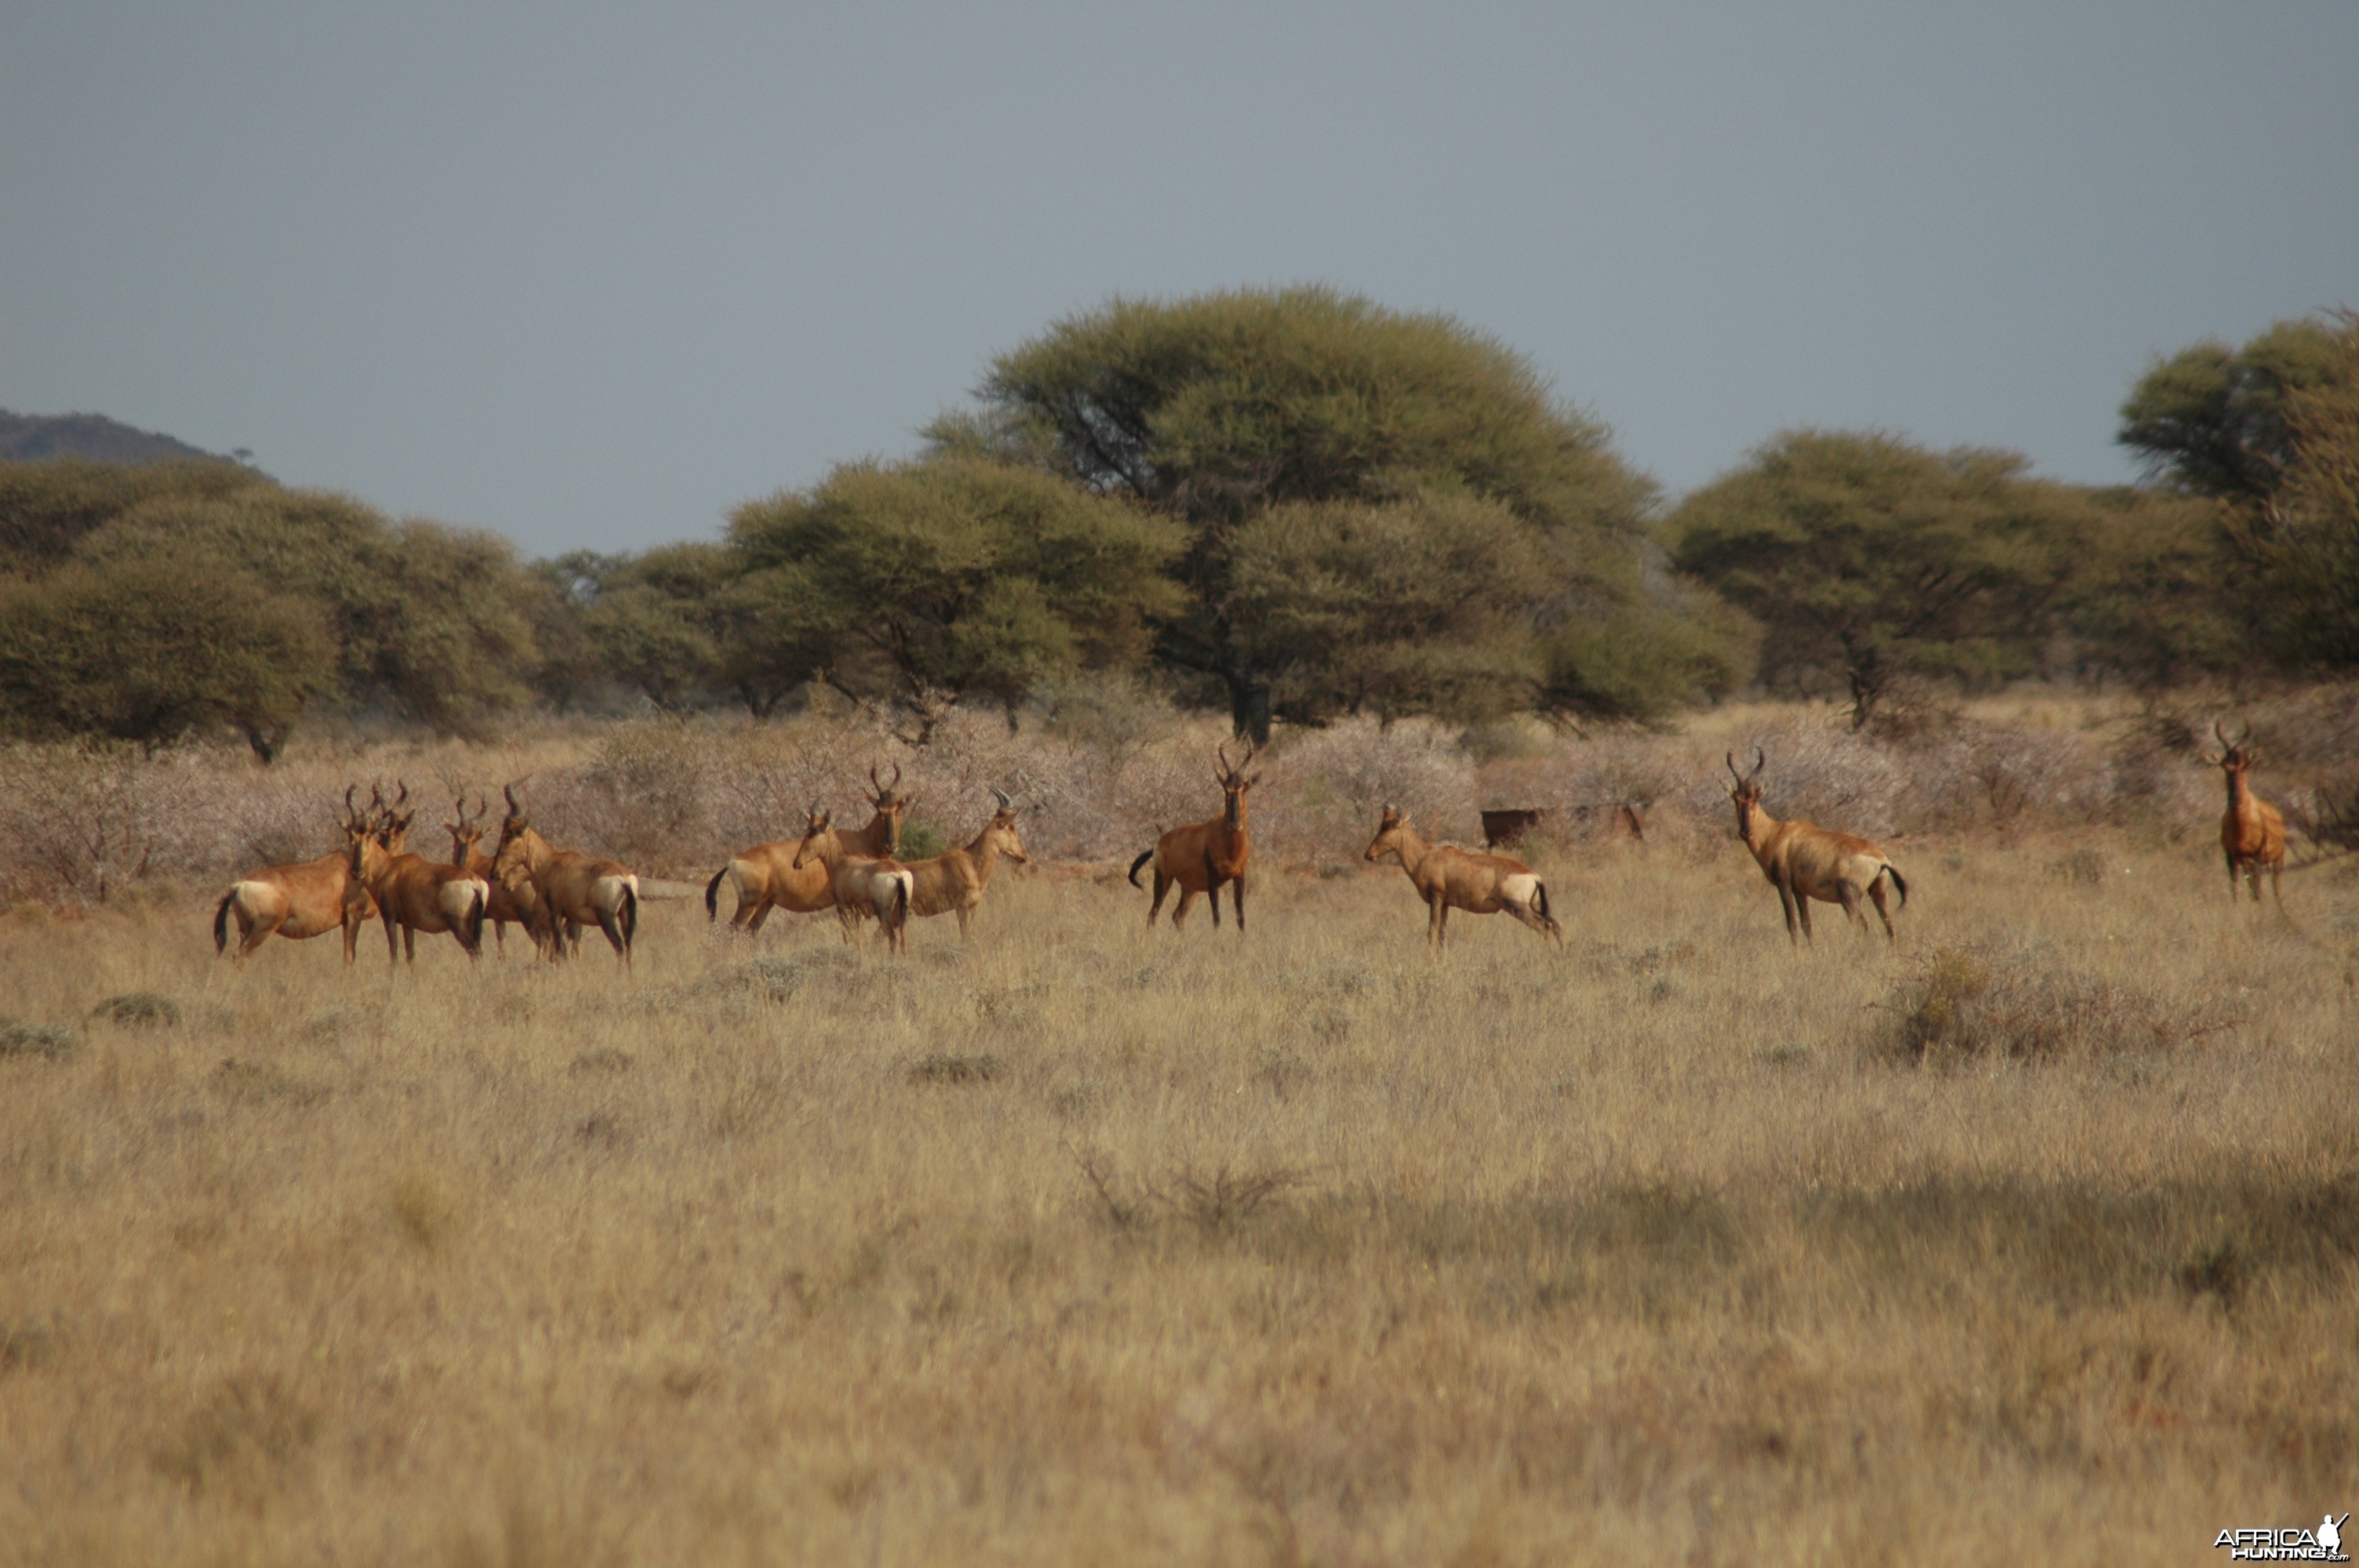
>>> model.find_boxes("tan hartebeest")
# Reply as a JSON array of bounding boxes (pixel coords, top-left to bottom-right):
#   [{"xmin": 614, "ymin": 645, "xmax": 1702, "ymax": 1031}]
[
  {"xmin": 1725, "ymin": 749, "xmax": 1908, "ymax": 946},
  {"xmin": 705, "ymin": 763, "xmax": 907, "ymax": 933},
  {"xmin": 212, "ymin": 786, "xmax": 381, "ymax": 966},
  {"xmin": 2205, "ymin": 720, "xmax": 2287, "ymax": 906},
  {"xmin": 1128, "ymin": 743, "xmax": 1258, "ymax": 933},
  {"xmin": 443, "ymin": 794, "xmax": 543, "ymax": 957},
  {"xmin": 490, "ymin": 784, "xmax": 640, "ymax": 964},
  {"xmin": 1364, "ymin": 804, "xmax": 1562, "ymax": 947},
  {"xmin": 347, "ymin": 791, "xmax": 489, "ymax": 964},
  {"xmin": 791, "ymin": 805, "xmax": 914, "ymax": 953},
  {"xmin": 906, "ymin": 787, "xmax": 1027, "ymax": 937}
]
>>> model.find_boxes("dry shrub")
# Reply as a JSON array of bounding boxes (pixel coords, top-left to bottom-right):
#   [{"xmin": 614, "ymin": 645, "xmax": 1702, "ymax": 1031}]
[
  {"xmin": 90, "ymin": 992, "xmax": 180, "ymax": 1029},
  {"xmin": 0, "ymin": 1019, "xmax": 75, "ymax": 1060},
  {"xmin": 1872, "ymin": 946, "xmax": 2222, "ymax": 1065}
]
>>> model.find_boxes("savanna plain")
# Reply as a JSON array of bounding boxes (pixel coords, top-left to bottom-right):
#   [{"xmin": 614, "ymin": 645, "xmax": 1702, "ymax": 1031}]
[{"xmin": 3, "ymin": 711, "xmax": 2358, "ymax": 1566}]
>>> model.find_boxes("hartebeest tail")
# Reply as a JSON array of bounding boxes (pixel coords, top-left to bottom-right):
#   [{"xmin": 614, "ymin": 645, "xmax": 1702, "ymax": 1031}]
[
  {"xmin": 2206, "ymin": 719, "xmax": 2287, "ymax": 907},
  {"xmin": 1136, "ymin": 743, "xmax": 1259, "ymax": 934},
  {"xmin": 1365, "ymin": 804, "xmax": 1562, "ymax": 947},
  {"xmin": 1726, "ymin": 749, "xmax": 1906, "ymax": 946},
  {"xmin": 1125, "ymin": 850, "xmax": 1154, "ymax": 888}
]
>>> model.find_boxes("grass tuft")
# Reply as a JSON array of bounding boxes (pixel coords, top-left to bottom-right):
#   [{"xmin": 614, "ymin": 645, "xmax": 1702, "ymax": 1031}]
[{"xmin": 89, "ymin": 991, "xmax": 179, "ymax": 1029}]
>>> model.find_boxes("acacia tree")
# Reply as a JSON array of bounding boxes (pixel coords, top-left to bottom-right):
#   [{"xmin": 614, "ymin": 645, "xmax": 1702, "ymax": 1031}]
[
  {"xmin": 1669, "ymin": 431, "xmax": 2070, "ymax": 728},
  {"xmin": 2263, "ymin": 309, "xmax": 2359, "ymax": 668},
  {"xmin": 2119, "ymin": 314, "xmax": 2350, "ymax": 514},
  {"xmin": 927, "ymin": 285, "xmax": 1733, "ymax": 738},
  {"xmin": 726, "ymin": 457, "xmax": 1186, "ymax": 739}
]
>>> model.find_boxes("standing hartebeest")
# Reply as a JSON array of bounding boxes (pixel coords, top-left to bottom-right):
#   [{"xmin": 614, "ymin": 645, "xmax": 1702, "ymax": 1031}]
[
  {"xmin": 490, "ymin": 784, "xmax": 641, "ymax": 965},
  {"xmin": 2206, "ymin": 720, "xmax": 2287, "ymax": 906},
  {"xmin": 212, "ymin": 786, "xmax": 381, "ymax": 966},
  {"xmin": 443, "ymin": 794, "xmax": 543, "ymax": 957},
  {"xmin": 1364, "ymin": 804, "xmax": 1562, "ymax": 947},
  {"xmin": 905, "ymin": 787, "xmax": 1027, "ymax": 937},
  {"xmin": 706, "ymin": 763, "xmax": 907, "ymax": 934},
  {"xmin": 1725, "ymin": 749, "xmax": 1908, "ymax": 946},
  {"xmin": 1128, "ymin": 743, "xmax": 1259, "ymax": 934},
  {"xmin": 790, "ymin": 805, "xmax": 914, "ymax": 953},
  {"xmin": 347, "ymin": 788, "xmax": 490, "ymax": 965}
]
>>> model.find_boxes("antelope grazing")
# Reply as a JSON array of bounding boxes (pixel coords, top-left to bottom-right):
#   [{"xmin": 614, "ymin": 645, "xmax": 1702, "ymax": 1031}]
[
  {"xmin": 791, "ymin": 805, "xmax": 914, "ymax": 953},
  {"xmin": 347, "ymin": 787, "xmax": 490, "ymax": 964},
  {"xmin": 491, "ymin": 785, "xmax": 641, "ymax": 964},
  {"xmin": 706, "ymin": 763, "xmax": 907, "ymax": 934},
  {"xmin": 443, "ymin": 794, "xmax": 546, "ymax": 957},
  {"xmin": 905, "ymin": 787, "xmax": 1027, "ymax": 937},
  {"xmin": 2206, "ymin": 720, "xmax": 2287, "ymax": 906},
  {"xmin": 1725, "ymin": 750, "xmax": 1908, "ymax": 946},
  {"xmin": 1364, "ymin": 804, "xmax": 1563, "ymax": 947},
  {"xmin": 211, "ymin": 786, "xmax": 381, "ymax": 967},
  {"xmin": 1127, "ymin": 742, "xmax": 1258, "ymax": 933}
]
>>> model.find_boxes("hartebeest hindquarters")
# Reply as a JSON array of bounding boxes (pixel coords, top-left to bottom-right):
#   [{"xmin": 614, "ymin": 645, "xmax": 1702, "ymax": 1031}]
[
  {"xmin": 1726, "ymin": 749, "xmax": 1907, "ymax": 946},
  {"xmin": 1128, "ymin": 743, "xmax": 1257, "ymax": 934},
  {"xmin": 2205, "ymin": 720, "xmax": 2287, "ymax": 906},
  {"xmin": 212, "ymin": 785, "xmax": 380, "ymax": 967},
  {"xmin": 905, "ymin": 787, "xmax": 1026, "ymax": 937},
  {"xmin": 1365, "ymin": 805, "xmax": 1562, "ymax": 947},
  {"xmin": 790, "ymin": 805, "xmax": 914, "ymax": 953},
  {"xmin": 491, "ymin": 785, "xmax": 640, "ymax": 964},
  {"xmin": 706, "ymin": 763, "xmax": 906, "ymax": 935}
]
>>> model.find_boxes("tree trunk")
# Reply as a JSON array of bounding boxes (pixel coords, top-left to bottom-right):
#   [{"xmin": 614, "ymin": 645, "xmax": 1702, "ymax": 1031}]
[
  {"xmin": 242, "ymin": 723, "xmax": 284, "ymax": 763},
  {"xmin": 1227, "ymin": 677, "xmax": 1271, "ymax": 744}
]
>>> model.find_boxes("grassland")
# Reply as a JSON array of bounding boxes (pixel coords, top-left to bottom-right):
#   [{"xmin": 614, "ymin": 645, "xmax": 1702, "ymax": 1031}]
[{"xmin": 2, "ymin": 812, "xmax": 2357, "ymax": 1564}]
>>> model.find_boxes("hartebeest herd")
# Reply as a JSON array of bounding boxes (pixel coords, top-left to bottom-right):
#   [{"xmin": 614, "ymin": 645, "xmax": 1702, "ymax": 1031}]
[{"xmin": 210, "ymin": 718, "xmax": 2300, "ymax": 967}]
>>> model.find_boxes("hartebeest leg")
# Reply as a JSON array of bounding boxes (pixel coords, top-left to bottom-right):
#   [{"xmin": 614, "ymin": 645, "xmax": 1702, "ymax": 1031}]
[
  {"xmin": 1836, "ymin": 882, "xmax": 1868, "ymax": 936},
  {"xmin": 1232, "ymin": 873, "xmax": 1245, "ymax": 932},
  {"xmin": 1147, "ymin": 872, "xmax": 1172, "ymax": 929},
  {"xmin": 1867, "ymin": 878, "xmax": 1897, "ymax": 942},
  {"xmin": 402, "ymin": 924, "xmax": 418, "ymax": 965},
  {"xmin": 1775, "ymin": 884, "xmax": 1801, "ymax": 946},
  {"xmin": 1795, "ymin": 895, "xmax": 1816, "ymax": 944},
  {"xmin": 2270, "ymin": 863, "xmax": 2285, "ymax": 911},
  {"xmin": 2226, "ymin": 854, "xmax": 2242, "ymax": 901},
  {"xmin": 593, "ymin": 908, "xmax": 629, "ymax": 963},
  {"xmin": 1172, "ymin": 888, "xmax": 1200, "ymax": 928},
  {"xmin": 238, "ymin": 909, "xmax": 285, "ymax": 964}
]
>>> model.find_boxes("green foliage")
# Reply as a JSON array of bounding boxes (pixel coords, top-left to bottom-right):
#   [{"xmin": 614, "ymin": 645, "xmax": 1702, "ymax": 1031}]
[
  {"xmin": 2061, "ymin": 487, "xmax": 2247, "ymax": 687},
  {"xmin": 729, "ymin": 458, "xmax": 1187, "ymax": 735},
  {"xmin": 551, "ymin": 544, "xmax": 746, "ymax": 712},
  {"xmin": 2259, "ymin": 310, "xmax": 2359, "ymax": 669},
  {"xmin": 0, "ymin": 458, "xmax": 259, "ymax": 570},
  {"xmin": 929, "ymin": 285, "xmax": 1727, "ymax": 734},
  {"xmin": 0, "ymin": 549, "xmax": 332, "ymax": 757},
  {"xmin": 1669, "ymin": 431, "xmax": 2069, "ymax": 727},
  {"xmin": 2119, "ymin": 315, "xmax": 2350, "ymax": 505},
  {"xmin": 1540, "ymin": 578, "xmax": 1758, "ymax": 724}
]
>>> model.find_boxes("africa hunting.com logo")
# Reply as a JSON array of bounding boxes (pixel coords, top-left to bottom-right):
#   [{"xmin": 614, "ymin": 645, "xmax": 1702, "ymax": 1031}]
[{"xmin": 2216, "ymin": 1515, "xmax": 2350, "ymax": 1562}]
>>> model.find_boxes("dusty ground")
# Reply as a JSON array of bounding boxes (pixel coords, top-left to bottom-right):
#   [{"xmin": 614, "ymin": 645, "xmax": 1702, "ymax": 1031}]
[{"xmin": 1, "ymin": 826, "xmax": 2355, "ymax": 1565}]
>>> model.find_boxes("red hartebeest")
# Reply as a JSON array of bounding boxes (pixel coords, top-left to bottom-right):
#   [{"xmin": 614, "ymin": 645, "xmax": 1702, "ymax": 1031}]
[
  {"xmin": 1128, "ymin": 743, "xmax": 1258, "ymax": 933},
  {"xmin": 791, "ymin": 805, "xmax": 914, "ymax": 953},
  {"xmin": 2205, "ymin": 720, "xmax": 2287, "ymax": 906},
  {"xmin": 443, "ymin": 794, "xmax": 543, "ymax": 957},
  {"xmin": 706, "ymin": 763, "xmax": 907, "ymax": 934},
  {"xmin": 490, "ymin": 785, "xmax": 640, "ymax": 964},
  {"xmin": 1365, "ymin": 804, "xmax": 1562, "ymax": 947},
  {"xmin": 1725, "ymin": 749, "xmax": 1908, "ymax": 946},
  {"xmin": 905, "ymin": 787, "xmax": 1027, "ymax": 937},
  {"xmin": 212, "ymin": 786, "xmax": 381, "ymax": 966},
  {"xmin": 347, "ymin": 787, "xmax": 489, "ymax": 964}
]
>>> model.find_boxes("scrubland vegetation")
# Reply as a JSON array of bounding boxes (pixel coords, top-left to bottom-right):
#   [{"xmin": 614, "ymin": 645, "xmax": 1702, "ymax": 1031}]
[{"xmin": 1, "ymin": 695, "xmax": 2357, "ymax": 1564}]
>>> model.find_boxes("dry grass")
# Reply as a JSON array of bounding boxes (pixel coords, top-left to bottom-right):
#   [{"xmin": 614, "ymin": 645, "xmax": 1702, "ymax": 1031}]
[{"xmin": 2, "ymin": 804, "xmax": 2357, "ymax": 1566}]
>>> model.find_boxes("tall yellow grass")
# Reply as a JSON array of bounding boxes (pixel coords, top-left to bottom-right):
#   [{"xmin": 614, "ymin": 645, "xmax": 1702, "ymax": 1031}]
[{"xmin": 2, "ymin": 797, "xmax": 2356, "ymax": 1563}]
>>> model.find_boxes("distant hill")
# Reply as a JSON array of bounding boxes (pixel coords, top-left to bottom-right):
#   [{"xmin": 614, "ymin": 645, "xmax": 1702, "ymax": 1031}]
[{"xmin": 0, "ymin": 410, "xmax": 236, "ymax": 465}]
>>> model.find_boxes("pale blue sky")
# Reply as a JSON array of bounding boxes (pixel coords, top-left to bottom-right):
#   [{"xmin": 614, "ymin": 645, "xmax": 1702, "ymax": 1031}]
[{"xmin": 4, "ymin": 3, "xmax": 2354, "ymax": 556}]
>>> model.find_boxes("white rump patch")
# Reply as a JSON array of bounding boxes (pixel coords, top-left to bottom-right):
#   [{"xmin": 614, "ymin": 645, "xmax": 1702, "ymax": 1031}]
[
  {"xmin": 1499, "ymin": 873, "xmax": 1539, "ymax": 909},
  {"xmin": 442, "ymin": 878, "xmax": 489, "ymax": 922}
]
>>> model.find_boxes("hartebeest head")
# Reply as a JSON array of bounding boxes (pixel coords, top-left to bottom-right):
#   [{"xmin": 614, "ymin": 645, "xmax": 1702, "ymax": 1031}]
[
  {"xmin": 790, "ymin": 803, "xmax": 834, "ymax": 871},
  {"xmin": 984, "ymin": 785, "xmax": 1028, "ymax": 864},
  {"xmin": 866, "ymin": 763, "xmax": 910, "ymax": 855},
  {"xmin": 2205, "ymin": 720, "xmax": 2261, "ymax": 800},
  {"xmin": 1726, "ymin": 749, "xmax": 1768, "ymax": 847},
  {"xmin": 444, "ymin": 794, "xmax": 491, "ymax": 866},
  {"xmin": 1216, "ymin": 742, "xmax": 1261, "ymax": 829},
  {"xmin": 1365, "ymin": 803, "xmax": 1411, "ymax": 862}
]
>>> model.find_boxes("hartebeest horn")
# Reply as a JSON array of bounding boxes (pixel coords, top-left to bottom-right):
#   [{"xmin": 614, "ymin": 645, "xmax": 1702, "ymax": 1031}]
[
  {"xmin": 990, "ymin": 785, "xmax": 1012, "ymax": 811},
  {"xmin": 1726, "ymin": 751, "xmax": 1744, "ymax": 786}
]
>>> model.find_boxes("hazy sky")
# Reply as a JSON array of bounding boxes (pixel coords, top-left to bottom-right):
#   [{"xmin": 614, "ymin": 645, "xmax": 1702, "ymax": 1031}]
[{"xmin": 4, "ymin": 4, "xmax": 2354, "ymax": 557}]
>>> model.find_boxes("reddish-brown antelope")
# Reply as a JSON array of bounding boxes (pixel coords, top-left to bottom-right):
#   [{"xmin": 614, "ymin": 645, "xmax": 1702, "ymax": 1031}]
[
  {"xmin": 1364, "ymin": 804, "xmax": 1563, "ymax": 947},
  {"xmin": 443, "ymin": 793, "xmax": 541, "ymax": 956},
  {"xmin": 212, "ymin": 786, "xmax": 381, "ymax": 966},
  {"xmin": 1128, "ymin": 742, "xmax": 1258, "ymax": 933},
  {"xmin": 791, "ymin": 805, "xmax": 914, "ymax": 953},
  {"xmin": 490, "ymin": 784, "xmax": 641, "ymax": 964},
  {"xmin": 905, "ymin": 787, "xmax": 1027, "ymax": 937},
  {"xmin": 2205, "ymin": 720, "xmax": 2287, "ymax": 906},
  {"xmin": 1725, "ymin": 749, "xmax": 1908, "ymax": 946},
  {"xmin": 347, "ymin": 788, "xmax": 490, "ymax": 964},
  {"xmin": 706, "ymin": 763, "xmax": 907, "ymax": 933}
]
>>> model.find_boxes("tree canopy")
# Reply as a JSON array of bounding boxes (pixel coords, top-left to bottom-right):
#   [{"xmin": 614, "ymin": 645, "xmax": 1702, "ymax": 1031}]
[
  {"xmin": 926, "ymin": 285, "xmax": 1732, "ymax": 736},
  {"xmin": 2119, "ymin": 314, "xmax": 2351, "ymax": 510},
  {"xmin": 727, "ymin": 457, "xmax": 1187, "ymax": 737},
  {"xmin": 1669, "ymin": 431, "xmax": 2073, "ymax": 727}
]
